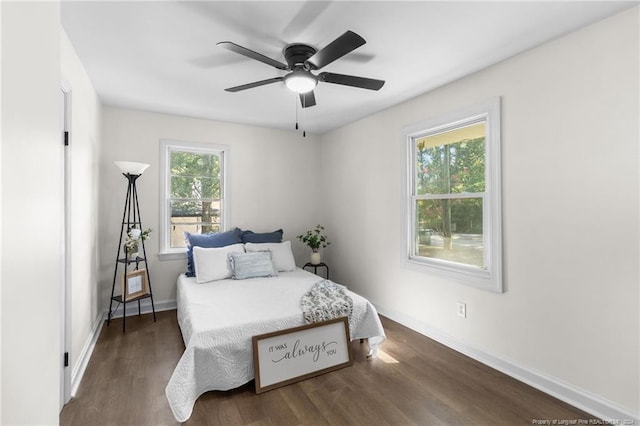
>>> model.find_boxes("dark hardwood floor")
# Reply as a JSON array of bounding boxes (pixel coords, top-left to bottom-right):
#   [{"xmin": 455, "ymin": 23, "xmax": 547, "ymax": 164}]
[{"xmin": 60, "ymin": 310, "xmax": 594, "ymax": 425}]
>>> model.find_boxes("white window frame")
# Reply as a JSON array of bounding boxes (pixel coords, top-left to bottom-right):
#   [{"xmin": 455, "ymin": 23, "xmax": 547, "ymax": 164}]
[
  {"xmin": 159, "ymin": 139, "xmax": 229, "ymax": 260},
  {"xmin": 402, "ymin": 97, "xmax": 503, "ymax": 292}
]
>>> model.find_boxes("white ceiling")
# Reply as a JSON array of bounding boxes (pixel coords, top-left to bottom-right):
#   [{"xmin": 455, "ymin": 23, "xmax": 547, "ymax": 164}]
[{"xmin": 61, "ymin": 1, "xmax": 635, "ymax": 135}]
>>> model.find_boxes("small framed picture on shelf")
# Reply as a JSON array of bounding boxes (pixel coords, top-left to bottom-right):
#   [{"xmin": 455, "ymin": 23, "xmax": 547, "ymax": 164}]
[{"xmin": 122, "ymin": 269, "xmax": 148, "ymax": 301}]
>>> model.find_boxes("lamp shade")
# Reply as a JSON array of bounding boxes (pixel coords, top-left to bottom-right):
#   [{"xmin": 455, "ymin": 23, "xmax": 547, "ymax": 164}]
[{"xmin": 115, "ymin": 161, "xmax": 150, "ymax": 175}]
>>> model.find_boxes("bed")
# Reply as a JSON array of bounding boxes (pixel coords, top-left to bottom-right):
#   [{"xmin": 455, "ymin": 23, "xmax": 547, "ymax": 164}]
[{"xmin": 164, "ymin": 234, "xmax": 386, "ymax": 422}]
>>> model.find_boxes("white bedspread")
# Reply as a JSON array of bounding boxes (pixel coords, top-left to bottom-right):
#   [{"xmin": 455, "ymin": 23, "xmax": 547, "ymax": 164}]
[{"xmin": 165, "ymin": 268, "xmax": 385, "ymax": 422}]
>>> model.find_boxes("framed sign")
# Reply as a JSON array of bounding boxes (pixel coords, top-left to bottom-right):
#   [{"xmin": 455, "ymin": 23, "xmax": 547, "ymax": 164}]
[
  {"xmin": 252, "ymin": 316, "xmax": 353, "ymax": 394},
  {"xmin": 122, "ymin": 269, "xmax": 148, "ymax": 301}
]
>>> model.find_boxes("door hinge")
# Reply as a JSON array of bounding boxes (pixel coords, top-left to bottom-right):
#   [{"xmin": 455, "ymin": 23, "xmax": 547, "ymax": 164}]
[
  {"xmin": 64, "ymin": 131, "xmax": 69, "ymax": 146},
  {"xmin": 64, "ymin": 352, "xmax": 69, "ymax": 367}
]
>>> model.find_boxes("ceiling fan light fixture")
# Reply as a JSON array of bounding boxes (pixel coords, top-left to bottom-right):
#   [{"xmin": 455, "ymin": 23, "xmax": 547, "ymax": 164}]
[{"xmin": 284, "ymin": 71, "xmax": 317, "ymax": 94}]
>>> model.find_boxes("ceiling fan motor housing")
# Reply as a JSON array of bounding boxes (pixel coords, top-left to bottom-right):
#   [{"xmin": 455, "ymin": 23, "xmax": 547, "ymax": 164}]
[{"xmin": 283, "ymin": 44, "xmax": 317, "ymax": 70}]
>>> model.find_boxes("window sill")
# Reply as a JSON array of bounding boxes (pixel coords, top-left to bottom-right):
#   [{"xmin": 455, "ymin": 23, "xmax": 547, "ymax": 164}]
[
  {"xmin": 404, "ymin": 256, "xmax": 502, "ymax": 293},
  {"xmin": 158, "ymin": 250, "xmax": 187, "ymax": 261}
]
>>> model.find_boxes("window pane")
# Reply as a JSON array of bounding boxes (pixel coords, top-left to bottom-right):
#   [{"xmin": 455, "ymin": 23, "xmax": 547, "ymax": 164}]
[
  {"xmin": 415, "ymin": 198, "xmax": 484, "ymax": 268},
  {"xmin": 415, "ymin": 122, "xmax": 486, "ymax": 195},
  {"xmin": 170, "ymin": 199, "xmax": 221, "ymax": 248},
  {"xmin": 171, "ymin": 151, "xmax": 220, "ymax": 198},
  {"xmin": 171, "ymin": 151, "xmax": 220, "ymax": 172},
  {"xmin": 169, "ymin": 221, "xmax": 221, "ymax": 248},
  {"xmin": 170, "ymin": 199, "xmax": 220, "ymax": 217},
  {"xmin": 170, "ymin": 176, "xmax": 220, "ymax": 199}
]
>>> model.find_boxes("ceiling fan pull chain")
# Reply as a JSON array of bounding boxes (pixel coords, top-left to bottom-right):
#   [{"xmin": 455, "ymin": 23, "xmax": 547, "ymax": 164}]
[
  {"xmin": 295, "ymin": 94, "xmax": 299, "ymax": 130},
  {"xmin": 291, "ymin": 85, "xmax": 308, "ymax": 138},
  {"xmin": 301, "ymin": 95, "xmax": 306, "ymax": 137}
]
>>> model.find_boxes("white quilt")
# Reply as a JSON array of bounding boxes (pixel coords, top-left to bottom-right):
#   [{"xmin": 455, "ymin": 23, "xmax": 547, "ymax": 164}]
[{"xmin": 165, "ymin": 268, "xmax": 385, "ymax": 422}]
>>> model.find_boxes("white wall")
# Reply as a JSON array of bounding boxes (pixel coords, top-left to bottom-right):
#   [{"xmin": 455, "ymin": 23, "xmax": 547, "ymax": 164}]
[
  {"xmin": 319, "ymin": 6, "xmax": 639, "ymax": 419},
  {"xmin": 61, "ymin": 30, "xmax": 103, "ymax": 388},
  {"xmin": 0, "ymin": 3, "xmax": 4, "ymax": 421},
  {"xmin": 1, "ymin": 2, "xmax": 63, "ymax": 424},
  {"xmin": 99, "ymin": 108, "xmax": 321, "ymax": 309}
]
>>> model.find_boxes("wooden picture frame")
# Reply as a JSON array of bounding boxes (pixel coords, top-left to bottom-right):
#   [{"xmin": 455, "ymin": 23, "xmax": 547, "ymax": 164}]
[
  {"xmin": 122, "ymin": 269, "xmax": 148, "ymax": 301},
  {"xmin": 252, "ymin": 316, "xmax": 353, "ymax": 394}
]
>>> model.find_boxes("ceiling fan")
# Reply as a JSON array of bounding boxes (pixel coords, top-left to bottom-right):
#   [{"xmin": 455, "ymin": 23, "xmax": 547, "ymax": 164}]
[{"xmin": 218, "ymin": 30, "xmax": 385, "ymax": 108}]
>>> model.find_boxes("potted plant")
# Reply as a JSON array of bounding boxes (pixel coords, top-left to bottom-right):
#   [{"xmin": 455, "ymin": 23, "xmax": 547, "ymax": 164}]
[
  {"xmin": 124, "ymin": 227, "xmax": 151, "ymax": 259},
  {"xmin": 297, "ymin": 224, "xmax": 331, "ymax": 265}
]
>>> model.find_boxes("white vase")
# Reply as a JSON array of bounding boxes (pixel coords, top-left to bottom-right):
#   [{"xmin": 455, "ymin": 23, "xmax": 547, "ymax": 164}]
[
  {"xmin": 126, "ymin": 245, "xmax": 139, "ymax": 259},
  {"xmin": 310, "ymin": 250, "xmax": 321, "ymax": 265}
]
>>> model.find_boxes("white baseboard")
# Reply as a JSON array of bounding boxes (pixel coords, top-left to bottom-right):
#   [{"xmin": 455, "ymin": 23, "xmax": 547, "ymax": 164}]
[
  {"xmin": 374, "ymin": 303, "xmax": 639, "ymax": 424},
  {"xmin": 70, "ymin": 313, "xmax": 103, "ymax": 398}
]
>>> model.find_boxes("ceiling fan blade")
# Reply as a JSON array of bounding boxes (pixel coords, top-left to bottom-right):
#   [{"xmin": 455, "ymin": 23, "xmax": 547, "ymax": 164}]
[
  {"xmin": 306, "ymin": 30, "xmax": 366, "ymax": 70},
  {"xmin": 319, "ymin": 72, "xmax": 385, "ymax": 90},
  {"xmin": 224, "ymin": 77, "xmax": 284, "ymax": 92},
  {"xmin": 217, "ymin": 41, "xmax": 288, "ymax": 70},
  {"xmin": 299, "ymin": 91, "xmax": 316, "ymax": 108}
]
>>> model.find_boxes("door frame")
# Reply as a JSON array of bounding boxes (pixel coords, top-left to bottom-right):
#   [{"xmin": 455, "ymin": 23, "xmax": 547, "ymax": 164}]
[{"xmin": 60, "ymin": 83, "xmax": 72, "ymax": 408}]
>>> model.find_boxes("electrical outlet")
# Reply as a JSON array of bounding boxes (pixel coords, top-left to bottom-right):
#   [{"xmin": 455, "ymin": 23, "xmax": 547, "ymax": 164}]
[{"xmin": 456, "ymin": 302, "xmax": 467, "ymax": 318}]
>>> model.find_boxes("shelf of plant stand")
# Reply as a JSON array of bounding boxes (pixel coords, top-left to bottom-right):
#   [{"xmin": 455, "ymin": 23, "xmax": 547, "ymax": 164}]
[
  {"xmin": 111, "ymin": 292, "xmax": 152, "ymax": 304},
  {"xmin": 117, "ymin": 256, "xmax": 146, "ymax": 264}
]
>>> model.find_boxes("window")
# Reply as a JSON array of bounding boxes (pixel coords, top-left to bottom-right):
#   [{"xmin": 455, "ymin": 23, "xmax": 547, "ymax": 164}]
[
  {"xmin": 159, "ymin": 140, "xmax": 228, "ymax": 259},
  {"xmin": 403, "ymin": 98, "xmax": 502, "ymax": 292}
]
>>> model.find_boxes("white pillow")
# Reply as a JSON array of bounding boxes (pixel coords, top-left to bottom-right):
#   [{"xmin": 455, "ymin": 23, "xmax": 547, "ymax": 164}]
[
  {"xmin": 244, "ymin": 241, "xmax": 296, "ymax": 272},
  {"xmin": 193, "ymin": 243, "xmax": 245, "ymax": 283}
]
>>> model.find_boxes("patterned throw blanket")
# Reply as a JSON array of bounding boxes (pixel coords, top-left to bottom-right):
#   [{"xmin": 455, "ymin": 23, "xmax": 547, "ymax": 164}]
[{"xmin": 301, "ymin": 279, "xmax": 353, "ymax": 324}]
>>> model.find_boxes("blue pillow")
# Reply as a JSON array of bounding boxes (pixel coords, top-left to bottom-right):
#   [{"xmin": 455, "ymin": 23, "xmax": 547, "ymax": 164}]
[
  {"xmin": 185, "ymin": 228, "xmax": 242, "ymax": 277},
  {"xmin": 241, "ymin": 229, "xmax": 283, "ymax": 243}
]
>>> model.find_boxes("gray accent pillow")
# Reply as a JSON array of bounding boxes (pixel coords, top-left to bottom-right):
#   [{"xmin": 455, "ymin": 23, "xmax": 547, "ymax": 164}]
[{"xmin": 228, "ymin": 251, "xmax": 277, "ymax": 280}]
